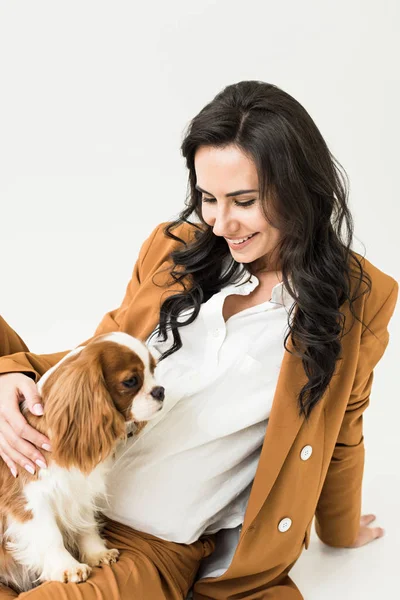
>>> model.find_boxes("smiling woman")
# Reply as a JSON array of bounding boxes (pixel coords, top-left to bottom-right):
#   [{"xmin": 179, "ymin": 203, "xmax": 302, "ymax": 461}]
[
  {"xmin": 194, "ymin": 145, "xmax": 281, "ymax": 267},
  {"xmin": 0, "ymin": 80, "xmax": 397, "ymax": 600}
]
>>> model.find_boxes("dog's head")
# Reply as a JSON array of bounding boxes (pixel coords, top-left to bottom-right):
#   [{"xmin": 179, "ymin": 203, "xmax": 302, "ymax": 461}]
[{"xmin": 39, "ymin": 332, "xmax": 164, "ymax": 473}]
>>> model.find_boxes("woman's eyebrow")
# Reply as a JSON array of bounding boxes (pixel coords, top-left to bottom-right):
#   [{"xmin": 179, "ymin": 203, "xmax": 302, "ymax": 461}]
[{"xmin": 195, "ymin": 184, "xmax": 258, "ymax": 197}]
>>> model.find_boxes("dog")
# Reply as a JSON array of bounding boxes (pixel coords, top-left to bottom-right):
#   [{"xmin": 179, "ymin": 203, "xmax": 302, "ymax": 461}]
[{"xmin": 0, "ymin": 332, "xmax": 164, "ymax": 592}]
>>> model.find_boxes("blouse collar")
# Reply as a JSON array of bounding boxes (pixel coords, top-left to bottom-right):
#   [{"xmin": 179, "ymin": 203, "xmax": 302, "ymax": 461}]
[{"xmin": 221, "ymin": 261, "xmax": 296, "ymax": 309}]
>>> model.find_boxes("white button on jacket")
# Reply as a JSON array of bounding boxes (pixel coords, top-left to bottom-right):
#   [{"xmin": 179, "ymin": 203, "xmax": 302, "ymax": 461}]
[
  {"xmin": 278, "ymin": 518, "xmax": 292, "ymax": 532},
  {"xmin": 300, "ymin": 445, "xmax": 313, "ymax": 461}
]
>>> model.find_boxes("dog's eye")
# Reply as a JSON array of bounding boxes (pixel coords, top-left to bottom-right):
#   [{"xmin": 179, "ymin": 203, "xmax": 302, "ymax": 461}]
[{"xmin": 122, "ymin": 376, "xmax": 139, "ymax": 389}]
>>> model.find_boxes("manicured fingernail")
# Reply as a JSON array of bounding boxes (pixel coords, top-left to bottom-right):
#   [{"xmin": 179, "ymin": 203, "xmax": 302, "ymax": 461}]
[
  {"xmin": 24, "ymin": 464, "xmax": 35, "ymax": 475},
  {"xmin": 35, "ymin": 459, "xmax": 47, "ymax": 469},
  {"xmin": 11, "ymin": 468, "xmax": 18, "ymax": 478},
  {"xmin": 33, "ymin": 403, "xmax": 44, "ymax": 415},
  {"xmin": 42, "ymin": 443, "xmax": 52, "ymax": 451}
]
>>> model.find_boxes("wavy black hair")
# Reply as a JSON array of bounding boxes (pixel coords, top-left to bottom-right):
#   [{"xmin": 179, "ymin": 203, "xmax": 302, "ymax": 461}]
[{"xmin": 153, "ymin": 80, "xmax": 371, "ymax": 419}]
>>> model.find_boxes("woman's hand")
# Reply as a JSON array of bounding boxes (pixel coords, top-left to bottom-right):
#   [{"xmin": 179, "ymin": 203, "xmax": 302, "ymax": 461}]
[
  {"xmin": 347, "ymin": 514, "xmax": 385, "ymax": 548},
  {"xmin": 0, "ymin": 372, "xmax": 51, "ymax": 477}
]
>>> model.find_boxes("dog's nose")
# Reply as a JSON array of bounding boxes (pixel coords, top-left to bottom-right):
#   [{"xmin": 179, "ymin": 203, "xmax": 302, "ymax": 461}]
[{"xmin": 150, "ymin": 386, "xmax": 165, "ymax": 402}]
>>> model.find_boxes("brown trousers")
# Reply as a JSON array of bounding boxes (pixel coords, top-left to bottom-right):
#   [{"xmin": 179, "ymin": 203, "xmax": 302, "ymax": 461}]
[{"xmin": 0, "ymin": 518, "xmax": 216, "ymax": 600}]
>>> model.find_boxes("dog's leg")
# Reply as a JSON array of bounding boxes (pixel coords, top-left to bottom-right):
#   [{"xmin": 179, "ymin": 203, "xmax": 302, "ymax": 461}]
[
  {"xmin": 7, "ymin": 499, "xmax": 92, "ymax": 584},
  {"xmin": 78, "ymin": 516, "xmax": 119, "ymax": 567}
]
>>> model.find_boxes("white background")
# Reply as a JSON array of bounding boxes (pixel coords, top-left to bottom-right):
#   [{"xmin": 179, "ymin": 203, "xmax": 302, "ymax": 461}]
[{"xmin": 0, "ymin": 1, "xmax": 399, "ymax": 597}]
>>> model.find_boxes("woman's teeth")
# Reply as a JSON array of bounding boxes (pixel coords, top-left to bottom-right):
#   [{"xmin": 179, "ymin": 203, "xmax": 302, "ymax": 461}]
[{"xmin": 230, "ymin": 234, "xmax": 256, "ymax": 245}]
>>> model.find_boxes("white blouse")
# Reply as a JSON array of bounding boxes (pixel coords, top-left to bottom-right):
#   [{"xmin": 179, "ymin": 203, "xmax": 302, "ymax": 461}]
[{"xmin": 103, "ymin": 265, "xmax": 296, "ymax": 544}]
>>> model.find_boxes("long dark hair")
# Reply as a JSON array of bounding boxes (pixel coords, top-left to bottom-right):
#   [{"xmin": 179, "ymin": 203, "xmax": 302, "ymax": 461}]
[{"xmin": 153, "ymin": 80, "xmax": 371, "ymax": 418}]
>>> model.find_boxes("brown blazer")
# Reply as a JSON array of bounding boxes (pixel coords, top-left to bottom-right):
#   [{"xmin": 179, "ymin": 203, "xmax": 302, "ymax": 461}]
[{"xmin": 0, "ymin": 221, "xmax": 398, "ymax": 600}]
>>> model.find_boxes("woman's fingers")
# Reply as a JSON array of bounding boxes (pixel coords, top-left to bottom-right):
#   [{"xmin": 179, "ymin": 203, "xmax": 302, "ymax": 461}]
[
  {"xmin": 0, "ymin": 373, "xmax": 51, "ymax": 475},
  {"xmin": 361, "ymin": 525, "xmax": 385, "ymax": 545},
  {"xmin": 374, "ymin": 527, "xmax": 385, "ymax": 539},
  {"xmin": 0, "ymin": 415, "xmax": 50, "ymax": 474},
  {"xmin": 349, "ymin": 514, "xmax": 385, "ymax": 547},
  {"xmin": 360, "ymin": 514, "xmax": 375, "ymax": 526},
  {"xmin": 360, "ymin": 514, "xmax": 385, "ymax": 539},
  {"xmin": 15, "ymin": 374, "xmax": 44, "ymax": 416},
  {"xmin": 5, "ymin": 403, "xmax": 51, "ymax": 452},
  {"xmin": 0, "ymin": 419, "xmax": 48, "ymax": 474},
  {"xmin": 0, "ymin": 449, "xmax": 18, "ymax": 478}
]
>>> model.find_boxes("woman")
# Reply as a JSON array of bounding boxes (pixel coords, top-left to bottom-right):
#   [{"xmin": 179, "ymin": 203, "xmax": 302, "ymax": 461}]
[{"xmin": 0, "ymin": 81, "xmax": 397, "ymax": 600}]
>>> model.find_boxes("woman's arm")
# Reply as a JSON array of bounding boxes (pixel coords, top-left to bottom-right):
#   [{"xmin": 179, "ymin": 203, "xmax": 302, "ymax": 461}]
[
  {"xmin": 0, "ymin": 223, "xmax": 163, "ymax": 475},
  {"xmin": 314, "ymin": 280, "xmax": 398, "ymax": 547}
]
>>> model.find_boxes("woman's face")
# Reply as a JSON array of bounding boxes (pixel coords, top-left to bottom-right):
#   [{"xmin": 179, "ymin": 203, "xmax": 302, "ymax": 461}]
[{"xmin": 194, "ymin": 144, "xmax": 281, "ymax": 272}]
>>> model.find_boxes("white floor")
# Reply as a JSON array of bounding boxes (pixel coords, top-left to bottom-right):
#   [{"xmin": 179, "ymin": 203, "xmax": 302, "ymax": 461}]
[{"xmin": 291, "ymin": 519, "xmax": 394, "ymax": 598}]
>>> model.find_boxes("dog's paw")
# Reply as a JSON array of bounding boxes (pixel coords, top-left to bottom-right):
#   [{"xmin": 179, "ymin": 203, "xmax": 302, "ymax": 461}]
[
  {"xmin": 86, "ymin": 548, "xmax": 120, "ymax": 567},
  {"xmin": 43, "ymin": 561, "xmax": 92, "ymax": 584},
  {"xmin": 62, "ymin": 563, "xmax": 92, "ymax": 583}
]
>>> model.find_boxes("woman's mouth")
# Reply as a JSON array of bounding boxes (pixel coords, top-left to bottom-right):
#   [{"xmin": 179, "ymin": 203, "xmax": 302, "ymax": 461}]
[{"xmin": 225, "ymin": 232, "xmax": 259, "ymax": 250}]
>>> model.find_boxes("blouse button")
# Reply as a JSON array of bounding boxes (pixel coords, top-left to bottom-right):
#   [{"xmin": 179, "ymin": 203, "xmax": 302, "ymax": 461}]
[
  {"xmin": 300, "ymin": 445, "xmax": 313, "ymax": 461},
  {"xmin": 278, "ymin": 518, "xmax": 292, "ymax": 533}
]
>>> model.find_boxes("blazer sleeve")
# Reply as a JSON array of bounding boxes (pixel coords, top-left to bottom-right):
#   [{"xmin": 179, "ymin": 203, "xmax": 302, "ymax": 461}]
[
  {"xmin": 314, "ymin": 279, "xmax": 399, "ymax": 547},
  {"xmin": 0, "ymin": 223, "xmax": 162, "ymax": 383},
  {"xmin": 0, "ymin": 315, "xmax": 30, "ymax": 356}
]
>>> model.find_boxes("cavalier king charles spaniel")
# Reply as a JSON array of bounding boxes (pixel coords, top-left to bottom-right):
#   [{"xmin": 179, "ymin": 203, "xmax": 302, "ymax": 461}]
[{"xmin": 0, "ymin": 332, "xmax": 164, "ymax": 592}]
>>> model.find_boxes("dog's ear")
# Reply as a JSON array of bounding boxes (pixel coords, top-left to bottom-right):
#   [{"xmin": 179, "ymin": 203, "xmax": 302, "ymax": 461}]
[{"xmin": 42, "ymin": 351, "xmax": 126, "ymax": 474}]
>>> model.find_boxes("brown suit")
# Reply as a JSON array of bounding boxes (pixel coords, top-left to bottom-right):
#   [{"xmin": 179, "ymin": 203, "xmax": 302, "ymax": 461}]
[{"xmin": 0, "ymin": 221, "xmax": 398, "ymax": 599}]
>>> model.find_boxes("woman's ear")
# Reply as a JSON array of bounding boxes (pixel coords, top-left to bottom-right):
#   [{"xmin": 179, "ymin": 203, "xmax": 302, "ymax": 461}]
[{"xmin": 41, "ymin": 352, "xmax": 126, "ymax": 474}]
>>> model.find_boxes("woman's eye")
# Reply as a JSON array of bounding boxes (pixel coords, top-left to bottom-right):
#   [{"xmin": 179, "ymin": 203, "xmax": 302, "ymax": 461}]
[
  {"xmin": 122, "ymin": 377, "xmax": 139, "ymax": 389},
  {"xmin": 201, "ymin": 196, "xmax": 255, "ymax": 208}
]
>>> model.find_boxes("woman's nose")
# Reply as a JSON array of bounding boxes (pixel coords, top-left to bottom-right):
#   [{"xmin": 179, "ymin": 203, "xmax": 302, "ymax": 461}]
[{"xmin": 212, "ymin": 209, "xmax": 235, "ymax": 237}]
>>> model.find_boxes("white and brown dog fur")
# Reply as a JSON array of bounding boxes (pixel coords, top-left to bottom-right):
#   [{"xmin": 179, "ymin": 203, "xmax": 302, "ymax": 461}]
[{"xmin": 0, "ymin": 332, "xmax": 164, "ymax": 593}]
